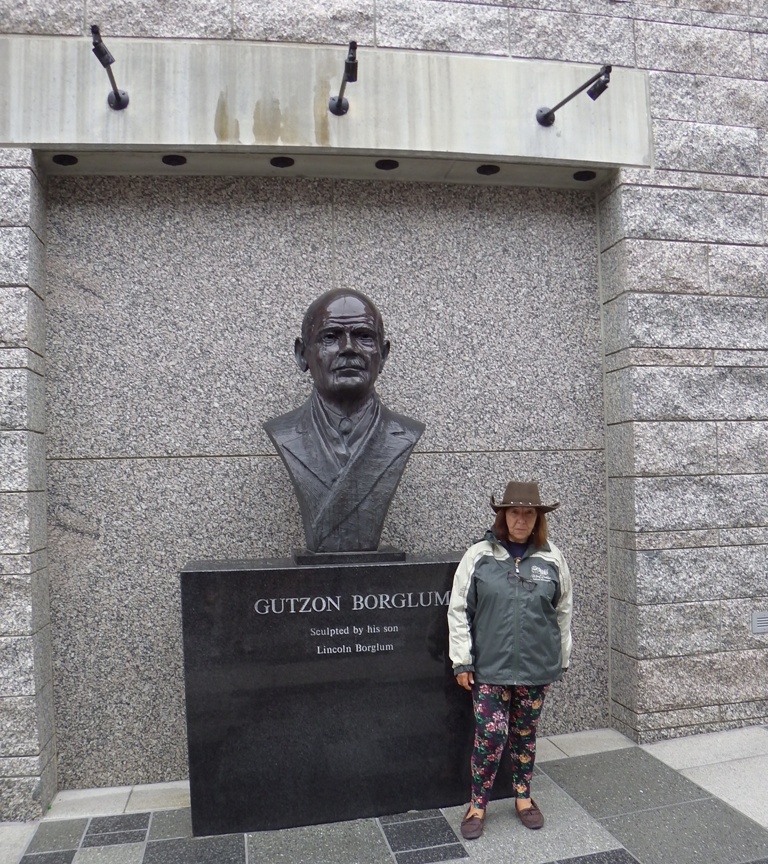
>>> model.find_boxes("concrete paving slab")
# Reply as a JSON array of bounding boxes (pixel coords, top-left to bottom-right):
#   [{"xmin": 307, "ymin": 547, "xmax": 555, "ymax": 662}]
[
  {"xmin": 538, "ymin": 748, "xmax": 709, "ymax": 819},
  {"xmin": 0, "ymin": 822, "xmax": 36, "ymax": 863},
  {"xmin": 600, "ymin": 797, "xmax": 768, "ymax": 864},
  {"xmin": 442, "ymin": 774, "xmax": 622, "ymax": 864},
  {"xmin": 26, "ymin": 819, "xmax": 88, "ymax": 853},
  {"xmin": 681, "ymin": 753, "xmax": 768, "ymax": 829},
  {"xmin": 147, "ymin": 810, "xmax": 192, "ymax": 842},
  {"xmin": 44, "ymin": 789, "xmax": 131, "ymax": 821},
  {"xmin": 545, "ymin": 730, "xmax": 635, "ymax": 758},
  {"xmin": 642, "ymin": 726, "xmax": 768, "ymax": 770},
  {"xmin": 125, "ymin": 783, "xmax": 190, "ymax": 813},
  {"xmin": 534, "ymin": 738, "xmax": 569, "ymax": 763}
]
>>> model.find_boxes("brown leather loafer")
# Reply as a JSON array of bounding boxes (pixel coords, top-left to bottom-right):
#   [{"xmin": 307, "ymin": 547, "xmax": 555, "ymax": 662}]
[
  {"xmin": 460, "ymin": 811, "xmax": 485, "ymax": 840},
  {"xmin": 516, "ymin": 798, "xmax": 544, "ymax": 830}
]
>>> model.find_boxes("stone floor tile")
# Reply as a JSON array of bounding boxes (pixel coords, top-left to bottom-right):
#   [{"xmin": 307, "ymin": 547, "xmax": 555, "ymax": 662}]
[
  {"xmin": 87, "ymin": 815, "xmax": 150, "ymax": 835},
  {"xmin": 147, "ymin": 809, "xmax": 193, "ymax": 841},
  {"xmin": 559, "ymin": 852, "xmax": 640, "ymax": 864},
  {"xmin": 394, "ymin": 844, "xmax": 468, "ymax": 864},
  {"xmin": 600, "ymin": 797, "xmax": 768, "ymax": 864},
  {"xmin": 545, "ymin": 729, "xmax": 635, "ymax": 758},
  {"xmin": 380, "ymin": 810, "xmax": 444, "ymax": 825},
  {"xmin": 44, "ymin": 789, "xmax": 131, "ymax": 821},
  {"xmin": 0, "ymin": 822, "xmax": 37, "ymax": 864},
  {"xmin": 81, "ymin": 830, "xmax": 147, "ymax": 848},
  {"xmin": 246, "ymin": 819, "xmax": 391, "ymax": 864},
  {"xmin": 642, "ymin": 726, "xmax": 768, "ymax": 770},
  {"xmin": 20, "ymin": 852, "xmax": 76, "ymax": 864},
  {"xmin": 143, "ymin": 834, "xmax": 245, "ymax": 864},
  {"xmin": 72, "ymin": 843, "xmax": 145, "ymax": 863},
  {"xmin": 538, "ymin": 747, "xmax": 709, "ymax": 819},
  {"xmin": 681, "ymin": 753, "xmax": 768, "ymax": 829},
  {"xmin": 126, "ymin": 782, "xmax": 190, "ymax": 813},
  {"xmin": 381, "ymin": 815, "xmax": 459, "ymax": 852},
  {"xmin": 26, "ymin": 820, "xmax": 88, "ymax": 853}
]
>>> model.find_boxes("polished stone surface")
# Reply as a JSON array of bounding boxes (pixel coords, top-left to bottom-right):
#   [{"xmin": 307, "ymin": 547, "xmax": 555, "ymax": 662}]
[{"xmin": 181, "ymin": 555, "xmax": 470, "ymax": 834}]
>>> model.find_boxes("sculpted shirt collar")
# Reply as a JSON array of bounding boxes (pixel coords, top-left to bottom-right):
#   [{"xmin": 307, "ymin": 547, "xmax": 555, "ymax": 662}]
[{"xmin": 309, "ymin": 390, "xmax": 381, "ymax": 468}]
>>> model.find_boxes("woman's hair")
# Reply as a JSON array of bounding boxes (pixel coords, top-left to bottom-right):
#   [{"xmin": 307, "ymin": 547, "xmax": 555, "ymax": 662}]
[{"xmin": 493, "ymin": 509, "xmax": 548, "ymax": 547}]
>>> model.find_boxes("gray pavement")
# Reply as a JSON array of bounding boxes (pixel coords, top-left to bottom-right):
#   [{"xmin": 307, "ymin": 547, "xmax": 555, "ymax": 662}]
[{"xmin": 2, "ymin": 727, "xmax": 768, "ymax": 864}]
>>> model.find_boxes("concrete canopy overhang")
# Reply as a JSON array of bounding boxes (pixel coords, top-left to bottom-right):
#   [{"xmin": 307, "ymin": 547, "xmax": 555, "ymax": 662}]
[{"xmin": 0, "ymin": 36, "xmax": 652, "ymax": 188}]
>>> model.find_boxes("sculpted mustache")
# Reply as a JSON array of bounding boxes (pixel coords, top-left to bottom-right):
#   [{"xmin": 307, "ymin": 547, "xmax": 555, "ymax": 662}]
[{"xmin": 332, "ymin": 360, "xmax": 366, "ymax": 370}]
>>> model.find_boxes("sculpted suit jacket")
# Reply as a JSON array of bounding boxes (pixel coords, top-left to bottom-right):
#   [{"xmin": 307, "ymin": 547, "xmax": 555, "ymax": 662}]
[{"xmin": 264, "ymin": 396, "xmax": 425, "ymax": 553}]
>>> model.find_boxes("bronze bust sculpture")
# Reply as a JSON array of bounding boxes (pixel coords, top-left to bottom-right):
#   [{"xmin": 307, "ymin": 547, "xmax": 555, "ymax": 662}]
[{"xmin": 264, "ymin": 289, "xmax": 425, "ymax": 553}]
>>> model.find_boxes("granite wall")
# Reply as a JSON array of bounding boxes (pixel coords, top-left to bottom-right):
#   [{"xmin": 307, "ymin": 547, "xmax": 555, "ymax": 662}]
[{"xmin": 1, "ymin": 0, "xmax": 768, "ymax": 821}]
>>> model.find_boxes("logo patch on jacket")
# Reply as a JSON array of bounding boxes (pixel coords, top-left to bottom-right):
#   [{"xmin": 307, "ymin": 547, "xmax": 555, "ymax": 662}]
[{"xmin": 530, "ymin": 564, "xmax": 553, "ymax": 582}]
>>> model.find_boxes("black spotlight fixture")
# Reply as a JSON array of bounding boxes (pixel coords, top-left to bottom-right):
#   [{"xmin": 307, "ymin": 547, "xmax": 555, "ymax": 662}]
[
  {"xmin": 270, "ymin": 156, "xmax": 295, "ymax": 168},
  {"xmin": 90, "ymin": 25, "xmax": 129, "ymax": 110},
  {"xmin": 536, "ymin": 64, "xmax": 611, "ymax": 127},
  {"xmin": 161, "ymin": 155, "xmax": 187, "ymax": 166},
  {"xmin": 375, "ymin": 159, "xmax": 399, "ymax": 171},
  {"xmin": 329, "ymin": 41, "xmax": 358, "ymax": 116},
  {"xmin": 477, "ymin": 164, "xmax": 500, "ymax": 176},
  {"xmin": 52, "ymin": 154, "xmax": 79, "ymax": 166},
  {"xmin": 573, "ymin": 170, "xmax": 597, "ymax": 182}
]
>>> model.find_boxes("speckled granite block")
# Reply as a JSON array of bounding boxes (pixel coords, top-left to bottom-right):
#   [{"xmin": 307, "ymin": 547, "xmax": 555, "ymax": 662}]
[
  {"xmin": 653, "ymin": 119, "xmax": 759, "ymax": 175},
  {"xmin": 634, "ymin": 422, "xmax": 717, "ymax": 475},
  {"xmin": 0, "ymin": 491, "xmax": 47, "ymax": 554},
  {"xmin": 600, "ymin": 186, "xmax": 763, "ymax": 249},
  {"xmin": 0, "ymin": 368, "xmax": 44, "ymax": 431},
  {"xmin": 710, "ymin": 245, "xmax": 768, "ymax": 296},
  {"xmin": 636, "ymin": 19, "xmax": 750, "ymax": 74},
  {"xmin": 0, "ymin": 0, "xmax": 82, "ymax": 35},
  {"xmin": 0, "ymin": 431, "xmax": 45, "ymax": 491},
  {"xmin": 0, "ymin": 149, "xmax": 34, "ymax": 169},
  {"xmin": 755, "ymin": 33, "xmax": 768, "ymax": 78},
  {"xmin": 721, "ymin": 598, "xmax": 768, "ymax": 650},
  {"xmin": 0, "ymin": 635, "xmax": 35, "ymax": 696},
  {"xmin": 375, "ymin": 0, "xmax": 507, "ymax": 54},
  {"xmin": 0, "ymin": 347, "xmax": 45, "ymax": 374},
  {"xmin": 0, "ymin": 227, "xmax": 45, "ymax": 293},
  {"xmin": 0, "ymin": 168, "xmax": 33, "ymax": 227},
  {"xmin": 0, "ymin": 285, "xmax": 45, "ymax": 352},
  {"xmin": 611, "ymin": 528, "xmax": 716, "ymax": 551},
  {"xmin": 718, "ymin": 421, "xmax": 768, "ymax": 472},
  {"xmin": 605, "ymin": 348, "xmax": 713, "ymax": 372},
  {"xmin": 0, "ymin": 568, "xmax": 50, "ymax": 635},
  {"xmin": 633, "ymin": 475, "xmax": 768, "ymax": 532},
  {"xmin": 605, "ymin": 366, "xmax": 768, "ymax": 424},
  {"xmin": 648, "ymin": 72, "xmax": 699, "ymax": 121},
  {"xmin": 234, "ymin": 0, "xmax": 375, "ymax": 44},
  {"xmin": 88, "ymin": 0, "xmax": 231, "ymax": 38},
  {"xmin": 508, "ymin": 8, "xmax": 635, "ymax": 64},
  {"xmin": 693, "ymin": 76, "xmax": 768, "ymax": 126},
  {"xmin": 0, "ymin": 693, "xmax": 45, "ymax": 755},
  {"xmin": 600, "ymin": 239, "xmax": 708, "ymax": 303},
  {"xmin": 611, "ymin": 599, "xmax": 720, "ymax": 658}
]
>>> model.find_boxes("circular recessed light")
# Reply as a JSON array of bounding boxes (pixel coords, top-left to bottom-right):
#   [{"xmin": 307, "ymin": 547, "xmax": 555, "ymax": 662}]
[
  {"xmin": 573, "ymin": 170, "xmax": 597, "ymax": 182},
  {"xmin": 162, "ymin": 154, "xmax": 187, "ymax": 167},
  {"xmin": 375, "ymin": 159, "xmax": 399, "ymax": 171},
  {"xmin": 477, "ymin": 164, "xmax": 500, "ymax": 176},
  {"xmin": 270, "ymin": 157, "xmax": 295, "ymax": 168},
  {"xmin": 52, "ymin": 154, "xmax": 78, "ymax": 166}
]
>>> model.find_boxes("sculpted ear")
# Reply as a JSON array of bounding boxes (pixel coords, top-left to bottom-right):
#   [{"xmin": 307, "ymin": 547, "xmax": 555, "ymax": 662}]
[
  {"xmin": 379, "ymin": 339, "xmax": 391, "ymax": 371},
  {"xmin": 294, "ymin": 337, "xmax": 309, "ymax": 373}
]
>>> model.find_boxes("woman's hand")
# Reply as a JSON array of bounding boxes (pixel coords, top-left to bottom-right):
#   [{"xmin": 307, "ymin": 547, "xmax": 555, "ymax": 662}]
[{"xmin": 456, "ymin": 671, "xmax": 474, "ymax": 691}]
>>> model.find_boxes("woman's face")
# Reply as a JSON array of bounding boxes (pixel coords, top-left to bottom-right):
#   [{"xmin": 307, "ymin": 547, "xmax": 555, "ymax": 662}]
[{"xmin": 505, "ymin": 506, "xmax": 538, "ymax": 543}]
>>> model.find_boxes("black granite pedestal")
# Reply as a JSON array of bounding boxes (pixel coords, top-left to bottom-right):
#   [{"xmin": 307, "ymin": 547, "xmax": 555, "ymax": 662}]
[{"xmin": 180, "ymin": 554, "xmax": 478, "ymax": 835}]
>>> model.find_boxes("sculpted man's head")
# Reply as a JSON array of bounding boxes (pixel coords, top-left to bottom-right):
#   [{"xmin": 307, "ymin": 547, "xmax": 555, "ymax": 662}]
[{"xmin": 295, "ymin": 289, "xmax": 391, "ymax": 412}]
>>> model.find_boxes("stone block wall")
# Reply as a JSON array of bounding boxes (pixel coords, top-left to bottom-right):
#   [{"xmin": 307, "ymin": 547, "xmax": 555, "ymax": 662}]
[
  {"xmin": 0, "ymin": 149, "xmax": 55, "ymax": 819},
  {"xmin": 1, "ymin": 0, "xmax": 768, "ymax": 817}
]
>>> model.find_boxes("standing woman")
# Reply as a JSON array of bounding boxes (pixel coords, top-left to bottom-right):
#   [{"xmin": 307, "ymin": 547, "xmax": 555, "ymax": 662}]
[{"xmin": 447, "ymin": 480, "xmax": 572, "ymax": 840}]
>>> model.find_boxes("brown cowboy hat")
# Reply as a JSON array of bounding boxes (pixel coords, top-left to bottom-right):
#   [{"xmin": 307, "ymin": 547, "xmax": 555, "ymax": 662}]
[{"xmin": 490, "ymin": 480, "xmax": 560, "ymax": 514}]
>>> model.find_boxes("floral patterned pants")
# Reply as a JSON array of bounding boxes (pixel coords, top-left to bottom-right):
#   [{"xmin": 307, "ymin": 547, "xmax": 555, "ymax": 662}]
[{"xmin": 470, "ymin": 682, "xmax": 549, "ymax": 810}]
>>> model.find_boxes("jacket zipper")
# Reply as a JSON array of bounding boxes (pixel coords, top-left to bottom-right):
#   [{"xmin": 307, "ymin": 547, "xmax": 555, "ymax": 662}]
[{"xmin": 513, "ymin": 557, "xmax": 521, "ymax": 683}]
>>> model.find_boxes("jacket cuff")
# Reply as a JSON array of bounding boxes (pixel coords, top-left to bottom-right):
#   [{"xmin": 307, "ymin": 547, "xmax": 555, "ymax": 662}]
[{"xmin": 454, "ymin": 665, "xmax": 474, "ymax": 675}]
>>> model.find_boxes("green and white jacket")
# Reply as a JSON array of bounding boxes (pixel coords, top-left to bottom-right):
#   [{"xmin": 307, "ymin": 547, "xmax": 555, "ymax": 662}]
[{"xmin": 447, "ymin": 531, "xmax": 573, "ymax": 686}]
